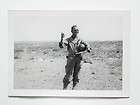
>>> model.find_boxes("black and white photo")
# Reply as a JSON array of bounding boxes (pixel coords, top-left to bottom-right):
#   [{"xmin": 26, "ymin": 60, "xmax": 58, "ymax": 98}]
[{"xmin": 8, "ymin": 10, "xmax": 129, "ymax": 97}]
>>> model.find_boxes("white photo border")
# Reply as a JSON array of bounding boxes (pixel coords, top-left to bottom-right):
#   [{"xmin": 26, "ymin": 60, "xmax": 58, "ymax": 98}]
[{"xmin": 8, "ymin": 10, "xmax": 130, "ymax": 97}]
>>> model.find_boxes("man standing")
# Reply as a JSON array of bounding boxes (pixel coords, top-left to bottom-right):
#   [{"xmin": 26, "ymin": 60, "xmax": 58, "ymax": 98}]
[{"xmin": 59, "ymin": 25, "xmax": 91, "ymax": 89}]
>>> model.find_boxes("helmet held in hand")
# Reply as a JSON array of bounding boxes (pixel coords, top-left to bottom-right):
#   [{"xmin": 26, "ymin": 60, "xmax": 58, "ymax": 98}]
[{"xmin": 77, "ymin": 43, "xmax": 87, "ymax": 52}]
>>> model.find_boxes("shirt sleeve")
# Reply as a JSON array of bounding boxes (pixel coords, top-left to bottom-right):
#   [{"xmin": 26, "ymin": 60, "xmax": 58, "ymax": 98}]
[
  {"xmin": 59, "ymin": 38, "xmax": 68, "ymax": 48},
  {"xmin": 63, "ymin": 39, "xmax": 68, "ymax": 46}
]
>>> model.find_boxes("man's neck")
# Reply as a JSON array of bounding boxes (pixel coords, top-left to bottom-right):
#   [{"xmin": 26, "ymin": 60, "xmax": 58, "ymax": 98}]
[{"xmin": 71, "ymin": 34, "xmax": 78, "ymax": 39}]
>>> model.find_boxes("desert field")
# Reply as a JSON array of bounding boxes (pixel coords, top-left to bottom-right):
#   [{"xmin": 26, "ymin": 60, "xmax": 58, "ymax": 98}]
[{"xmin": 14, "ymin": 41, "xmax": 123, "ymax": 90}]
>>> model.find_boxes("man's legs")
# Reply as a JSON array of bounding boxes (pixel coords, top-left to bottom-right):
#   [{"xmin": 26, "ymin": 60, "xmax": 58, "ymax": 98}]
[
  {"xmin": 72, "ymin": 57, "xmax": 82, "ymax": 89},
  {"xmin": 63, "ymin": 56, "xmax": 75, "ymax": 89}
]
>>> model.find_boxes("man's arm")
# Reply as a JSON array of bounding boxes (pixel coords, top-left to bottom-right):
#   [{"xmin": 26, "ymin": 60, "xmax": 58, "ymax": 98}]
[
  {"xmin": 59, "ymin": 33, "xmax": 68, "ymax": 48},
  {"xmin": 59, "ymin": 39, "xmax": 68, "ymax": 48}
]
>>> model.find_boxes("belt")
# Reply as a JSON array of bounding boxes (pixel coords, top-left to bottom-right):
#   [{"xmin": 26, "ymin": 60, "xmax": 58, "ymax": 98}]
[{"xmin": 67, "ymin": 53, "xmax": 81, "ymax": 58}]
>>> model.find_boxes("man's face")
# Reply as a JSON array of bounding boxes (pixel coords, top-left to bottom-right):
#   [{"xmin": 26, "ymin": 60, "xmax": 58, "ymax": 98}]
[{"xmin": 72, "ymin": 26, "xmax": 79, "ymax": 35}]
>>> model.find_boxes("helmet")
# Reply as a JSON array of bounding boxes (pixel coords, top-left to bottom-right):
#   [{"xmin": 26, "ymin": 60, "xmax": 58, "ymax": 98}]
[{"xmin": 77, "ymin": 43, "xmax": 87, "ymax": 52}]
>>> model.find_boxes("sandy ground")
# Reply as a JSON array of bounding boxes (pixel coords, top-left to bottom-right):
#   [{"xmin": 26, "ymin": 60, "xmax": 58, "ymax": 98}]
[{"xmin": 14, "ymin": 41, "xmax": 122, "ymax": 90}]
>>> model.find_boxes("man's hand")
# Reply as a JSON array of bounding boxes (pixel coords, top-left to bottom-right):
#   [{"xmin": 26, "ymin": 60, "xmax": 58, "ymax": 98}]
[
  {"xmin": 61, "ymin": 33, "xmax": 65, "ymax": 41},
  {"xmin": 59, "ymin": 33, "xmax": 65, "ymax": 48}
]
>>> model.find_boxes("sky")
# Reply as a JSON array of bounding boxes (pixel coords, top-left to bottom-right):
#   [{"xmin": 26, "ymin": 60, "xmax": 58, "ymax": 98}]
[{"xmin": 9, "ymin": 11, "xmax": 123, "ymax": 41}]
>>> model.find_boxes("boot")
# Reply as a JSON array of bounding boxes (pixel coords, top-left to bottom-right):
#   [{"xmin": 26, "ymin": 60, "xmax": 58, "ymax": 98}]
[
  {"xmin": 72, "ymin": 79, "xmax": 79, "ymax": 90},
  {"xmin": 63, "ymin": 81, "xmax": 70, "ymax": 89},
  {"xmin": 63, "ymin": 78, "xmax": 70, "ymax": 90}
]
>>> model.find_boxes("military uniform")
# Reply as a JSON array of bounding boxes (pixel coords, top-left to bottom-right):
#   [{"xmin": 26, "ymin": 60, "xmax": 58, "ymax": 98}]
[{"xmin": 59, "ymin": 36, "xmax": 90, "ymax": 89}]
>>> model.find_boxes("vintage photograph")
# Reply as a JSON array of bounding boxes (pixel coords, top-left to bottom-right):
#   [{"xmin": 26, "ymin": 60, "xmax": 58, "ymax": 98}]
[{"xmin": 9, "ymin": 10, "xmax": 129, "ymax": 97}]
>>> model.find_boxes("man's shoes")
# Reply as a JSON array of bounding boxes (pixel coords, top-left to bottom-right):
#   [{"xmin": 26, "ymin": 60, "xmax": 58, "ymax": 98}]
[
  {"xmin": 63, "ymin": 81, "xmax": 70, "ymax": 90},
  {"xmin": 72, "ymin": 79, "xmax": 79, "ymax": 90}
]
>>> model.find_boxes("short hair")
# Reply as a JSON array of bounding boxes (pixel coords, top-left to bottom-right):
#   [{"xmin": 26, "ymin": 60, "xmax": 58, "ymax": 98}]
[{"xmin": 71, "ymin": 25, "xmax": 77, "ymax": 32}]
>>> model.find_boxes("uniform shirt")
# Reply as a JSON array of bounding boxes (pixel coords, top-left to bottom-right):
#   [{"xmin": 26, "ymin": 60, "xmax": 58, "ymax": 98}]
[{"xmin": 62, "ymin": 36, "xmax": 90, "ymax": 56}]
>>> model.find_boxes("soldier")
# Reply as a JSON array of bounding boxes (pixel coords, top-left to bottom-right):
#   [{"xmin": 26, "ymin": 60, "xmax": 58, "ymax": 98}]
[{"xmin": 59, "ymin": 25, "xmax": 91, "ymax": 89}]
